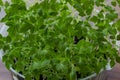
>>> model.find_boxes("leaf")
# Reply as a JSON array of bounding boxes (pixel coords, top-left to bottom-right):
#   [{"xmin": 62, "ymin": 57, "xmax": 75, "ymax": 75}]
[
  {"xmin": 20, "ymin": 21, "xmax": 35, "ymax": 33},
  {"xmin": 32, "ymin": 60, "xmax": 50, "ymax": 70},
  {"xmin": 70, "ymin": 67, "xmax": 76, "ymax": 80},
  {"xmin": 95, "ymin": 0, "xmax": 104, "ymax": 6},
  {"xmin": 117, "ymin": 35, "xmax": 120, "ymax": 40},
  {"xmin": 38, "ymin": 9, "xmax": 43, "ymax": 16},
  {"xmin": 0, "ymin": 0, "xmax": 3, "ymax": 6},
  {"xmin": 90, "ymin": 16, "xmax": 98, "ymax": 22},
  {"xmin": 111, "ymin": 1, "xmax": 117, "ymax": 7},
  {"xmin": 106, "ymin": 13, "xmax": 118, "ymax": 20},
  {"xmin": 73, "ymin": 4, "xmax": 85, "ymax": 16},
  {"xmin": 41, "ymin": 60, "xmax": 50, "ymax": 68},
  {"xmin": 56, "ymin": 63, "xmax": 64, "ymax": 71},
  {"xmin": 116, "ymin": 56, "xmax": 120, "ymax": 63}
]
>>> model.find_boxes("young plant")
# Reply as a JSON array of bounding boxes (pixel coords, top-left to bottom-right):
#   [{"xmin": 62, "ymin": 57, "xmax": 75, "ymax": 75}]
[{"xmin": 0, "ymin": 0, "xmax": 120, "ymax": 80}]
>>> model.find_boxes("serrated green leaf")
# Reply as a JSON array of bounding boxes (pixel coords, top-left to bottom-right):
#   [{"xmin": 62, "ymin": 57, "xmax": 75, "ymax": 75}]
[
  {"xmin": 117, "ymin": 35, "xmax": 120, "ymax": 40},
  {"xmin": 116, "ymin": 56, "xmax": 120, "ymax": 63},
  {"xmin": 111, "ymin": 1, "xmax": 117, "ymax": 7},
  {"xmin": 106, "ymin": 13, "xmax": 118, "ymax": 20}
]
